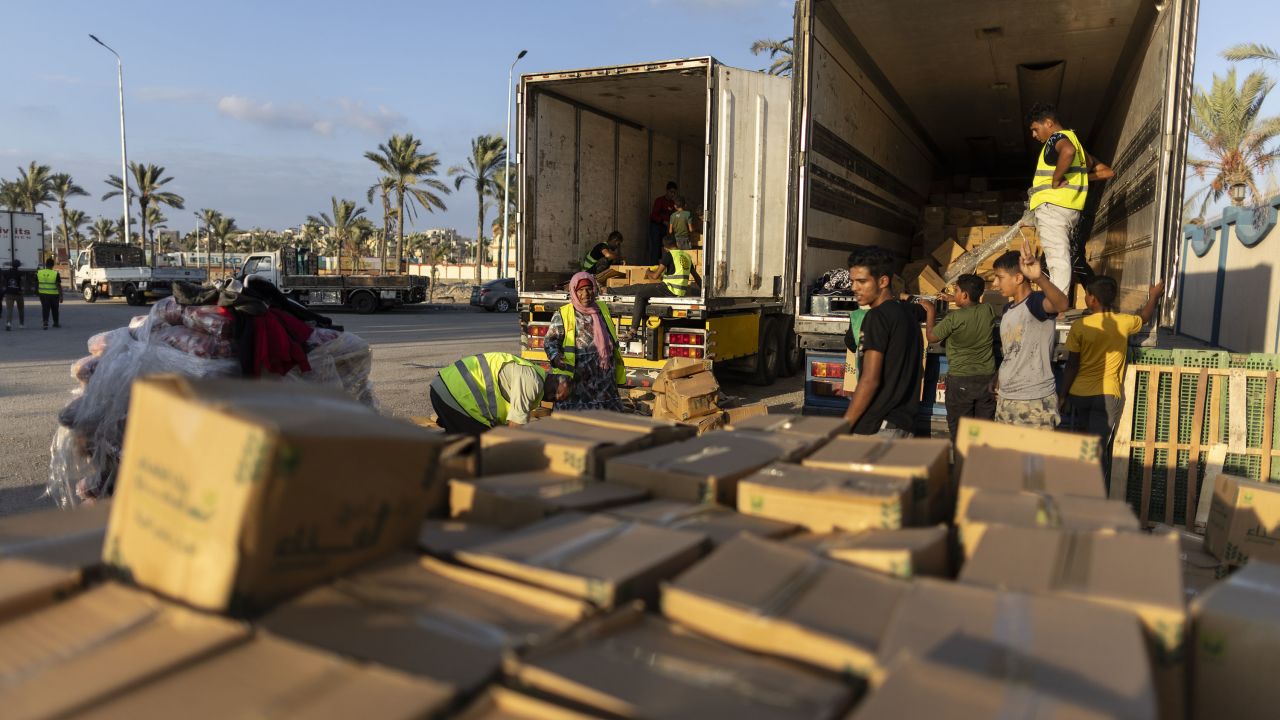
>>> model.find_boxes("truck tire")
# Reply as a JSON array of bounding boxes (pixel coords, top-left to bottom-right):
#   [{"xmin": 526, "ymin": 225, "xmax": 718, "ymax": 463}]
[
  {"xmin": 82, "ymin": 285, "xmax": 97, "ymax": 303},
  {"xmin": 751, "ymin": 317, "xmax": 783, "ymax": 386},
  {"xmin": 778, "ymin": 320, "xmax": 802, "ymax": 378},
  {"xmin": 349, "ymin": 291, "xmax": 378, "ymax": 315},
  {"xmin": 127, "ymin": 291, "xmax": 147, "ymax": 306}
]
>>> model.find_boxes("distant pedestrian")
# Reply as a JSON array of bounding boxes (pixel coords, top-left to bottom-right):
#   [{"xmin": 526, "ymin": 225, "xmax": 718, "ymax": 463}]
[
  {"xmin": 926, "ymin": 273, "xmax": 999, "ymax": 439},
  {"xmin": 2, "ymin": 260, "xmax": 25, "ymax": 331},
  {"xmin": 668, "ymin": 196, "xmax": 693, "ymax": 249},
  {"xmin": 991, "ymin": 240, "xmax": 1070, "ymax": 429},
  {"xmin": 37, "ymin": 257, "xmax": 63, "ymax": 329}
]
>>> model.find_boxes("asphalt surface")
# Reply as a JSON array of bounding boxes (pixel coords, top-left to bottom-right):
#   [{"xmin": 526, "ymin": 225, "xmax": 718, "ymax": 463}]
[{"xmin": 0, "ymin": 298, "xmax": 802, "ymax": 517}]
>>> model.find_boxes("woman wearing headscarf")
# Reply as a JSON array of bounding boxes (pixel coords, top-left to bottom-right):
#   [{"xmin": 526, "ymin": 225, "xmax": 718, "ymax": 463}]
[{"xmin": 543, "ymin": 272, "xmax": 625, "ymax": 411}]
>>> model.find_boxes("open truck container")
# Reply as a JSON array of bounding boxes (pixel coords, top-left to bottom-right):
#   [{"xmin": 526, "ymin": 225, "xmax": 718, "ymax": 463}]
[
  {"xmin": 790, "ymin": 0, "xmax": 1200, "ymax": 416},
  {"xmin": 516, "ymin": 57, "xmax": 797, "ymax": 387}
]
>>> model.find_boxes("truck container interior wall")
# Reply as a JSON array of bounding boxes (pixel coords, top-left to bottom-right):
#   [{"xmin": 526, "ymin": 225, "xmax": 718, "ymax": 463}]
[
  {"xmin": 792, "ymin": 0, "xmax": 1196, "ymax": 318},
  {"xmin": 520, "ymin": 63, "xmax": 709, "ymax": 292}
]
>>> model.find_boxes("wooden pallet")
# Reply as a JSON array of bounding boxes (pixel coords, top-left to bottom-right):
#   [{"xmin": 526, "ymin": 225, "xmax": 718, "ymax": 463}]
[{"xmin": 1110, "ymin": 364, "xmax": 1279, "ymax": 530}]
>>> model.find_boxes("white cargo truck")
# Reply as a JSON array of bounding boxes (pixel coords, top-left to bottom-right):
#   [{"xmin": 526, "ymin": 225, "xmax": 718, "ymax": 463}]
[
  {"xmin": 75, "ymin": 243, "xmax": 208, "ymax": 305},
  {"xmin": 1, "ymin": 211, "xmax": 47, "ymax": 292}
]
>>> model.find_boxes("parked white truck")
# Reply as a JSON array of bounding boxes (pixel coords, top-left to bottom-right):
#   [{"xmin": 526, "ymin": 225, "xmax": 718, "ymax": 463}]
[
  {"xmin": 1, "ymin": 211, "xmax": 47, "ymax": 292},
  {"xmin": 238, "ymin": 247, "xmax": 429, "ymax": 313},
  {"xmin": 75, "ymin": 243, "xmax": 208, "ymax": 305}
]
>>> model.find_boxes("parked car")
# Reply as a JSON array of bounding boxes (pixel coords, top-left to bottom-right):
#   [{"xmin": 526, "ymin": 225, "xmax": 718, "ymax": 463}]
[{"xmin": 471, "ymin": 278, "xmax": 516, "ymax": 312}]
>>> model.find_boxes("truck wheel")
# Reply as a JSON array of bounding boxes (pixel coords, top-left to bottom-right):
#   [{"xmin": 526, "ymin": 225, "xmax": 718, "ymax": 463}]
[
  {"xmin": 495, "ymin": 298, "xmax": 512, "ymax": 313},
  {"xmin": 82, "ymin": 285, "xmax": 97, "ymax": 303},
  {"xmin": 349, "ymin": 291, "xmax": 378, "ymax": 315},
  {"xmin": 778, "ymin": 321, "xmax": 802, "ymax": 378},
  {"xmin": 751, "ymin": 317, "xmax": 782, "ymax": 386},
  {"xmin": 126, "ymin": 291, "xmax": 143, "ymax": 306}
]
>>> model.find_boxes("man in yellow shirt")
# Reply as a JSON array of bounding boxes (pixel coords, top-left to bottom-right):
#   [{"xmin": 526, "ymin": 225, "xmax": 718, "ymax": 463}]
[{"xmin": 1061, "ymin": 276, "xmax": 1163, "ymax": 478}]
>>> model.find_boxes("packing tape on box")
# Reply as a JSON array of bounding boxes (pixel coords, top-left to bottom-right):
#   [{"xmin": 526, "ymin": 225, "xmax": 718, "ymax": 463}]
[
  {"xmin": 1051, "ymin": 532, "xmax": 1094, "ymax": 593},
  {"xmin": 525, "ymin": 522, "xmax": 636, "ymax": 571},
  {"xmin": 755, "ymin": 465, "xmax": 903, "ymax": 498},
  {"xmin": 840, "ymin": 440, "xmax": 897, "ymax": 473},
  {"xmin": 755, "ymin": 558, "xmax": 826, "ymax": 617},
  {"xmin": 991, "ymin": 592, "xmax": 1034, "ymax": 663},
  {"xmin": 651, "ymin": 444, "xmax": 733, "ymax": 471},
  {"xmin": 599, "ymin": 637, "xmax": 814, "ymax": 712},
  {"xmin": 653, "ymin": 504, "xmax": 721, "ymax": 526},
  {"xmin": 331, "ymin": 578, "xmax": 511, "ymax": 647},
  {"xmin": 1021, "ymin": 455, "xmax": 1046, "ymax": 492}
]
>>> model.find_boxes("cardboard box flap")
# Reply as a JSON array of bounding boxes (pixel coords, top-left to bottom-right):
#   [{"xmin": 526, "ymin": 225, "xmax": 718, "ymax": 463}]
[
  {"xmin": 519, "ymin": 418, "xmax": 650, "ymax": 447},
  {"xmin": 456, "ymin": 472, "xmax": 644, "ymax": 508},
  {"xmin": 789, "ymin": 526, "xmax": 949, "ymax": 555},
  {"xmin": 1205, "ymin": 473, "xmax": 1280, "ymax": 566},
  {"xmin": 78, "ymin": 634, "xmax": 454, "ymax": 720},
  {"xmin": 0, "ymin": 582, "xmax": 249, "ymax": 720},
  {"xmin": 261, "ymin": 555, "xmax": 588, "ymax": 692},
  {"xmin": 743, "ymin": 463, "xmax": 913, "ymax": 499},
  {"xmin": 660, "ymin": 357, "xmax": 713, "ymax": 379},
  {"xmin": 418, "ymin": 519, "xmax": 506, "ymax": 557},
  {"xmin": 510, "ymin": 606, "xmax": 853, "ymax": 720},
  {"xmin": 608, "ymin": 434, "xmax": 795, "ymax": 481},
  {"xmin": 726, "ymin": 414, "xmax": 850, "ymax": 439},
  {"xmin": 0, "ymin": 557, "xmax": 82, "ymax": 622},
  {"xmin": 552, "ymin": 409, "xmax": 696, "ymax": 444},
  {"xmin": 1054, "ymin": 495, "xmax": 1140, "ymax": 530},
  {"xmin": 455, "ymin": 687, "xmax": 600, "ymax": 720},
  {"xmin": 958, "ymin": 491, "xmax": 1050, "ymax": 525},
  {"xmin": 959, "ymin": 446, "xmax": 1105, "ymax": 499},
  {"xmin": 0, "ymin": 500, "xmax": 112, "ymax": 570},
  {"xmin": 804, "ymin": 436, "xmax": 949, "ymax": 475},
  {"xmin": 955, "ymin": 418, "xmax": 1101, "ymax": 467},
  {"xmin": 961, "ymin": 527, "xmax": 1183, "ymax": 613}
]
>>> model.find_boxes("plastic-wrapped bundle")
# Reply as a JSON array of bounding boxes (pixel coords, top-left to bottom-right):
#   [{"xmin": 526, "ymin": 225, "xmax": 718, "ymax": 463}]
[
  {"xmin": 306, "ymin": 330, "xmax": 375, "ymax": 406},
  {"xmin": 70, "ymin": 356, "xmax": 98, "ymax": 384},
  {"xmin": 87, "ymin": 328, "xmax": 130, "ymax": 357},
  {"xmin": 153, "ymin": 296, "xmax": 184, "ymax": 325},
  {"xmin": 153, "ymin": 325, "xmax": 236, "ymax": 359},
  {"xmin": 182, "ymin": 305, "xmax": 235, "ymax": 339}
]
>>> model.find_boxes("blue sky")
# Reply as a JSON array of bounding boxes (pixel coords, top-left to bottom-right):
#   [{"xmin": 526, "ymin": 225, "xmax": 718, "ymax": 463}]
[
  {"xmin": 2, "ymin": 0, "xmax": 1275, "ymax": 235},
  {"xmin": 2, "ymin": 0, "xmax": 794, "ymax": 236}
]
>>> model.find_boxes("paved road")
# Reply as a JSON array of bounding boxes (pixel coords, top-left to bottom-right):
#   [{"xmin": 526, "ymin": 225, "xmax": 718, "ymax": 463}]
[{"xmin": 0, "ymin": 298, "xmax": 802, "ymax": 517}]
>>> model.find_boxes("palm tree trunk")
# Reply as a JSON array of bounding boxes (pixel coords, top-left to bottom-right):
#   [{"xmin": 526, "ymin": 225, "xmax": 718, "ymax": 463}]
[
  {"xmin": 474, "ymin": 187, "xmax": 485, "ymax": 284},
  {"xmin": 139, "ymin": 199, "xmax": 151, "ymax": 266},
  {"xmin": 396, "ymin": 189, "xmax": 406, "ymax": 276},
  {"xmin": 59, "ymin": 204, "xmax": 70, "ymax": 265}
]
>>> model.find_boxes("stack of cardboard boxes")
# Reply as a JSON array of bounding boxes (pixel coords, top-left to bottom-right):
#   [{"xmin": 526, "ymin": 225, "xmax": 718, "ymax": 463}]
[
  {"xmin": 648, "ymin": 357, "xmax": 728, "ymax": 434},
  {"xmin": 5, "ymin": 375, "xmax": 1280, "ymax": 718}
]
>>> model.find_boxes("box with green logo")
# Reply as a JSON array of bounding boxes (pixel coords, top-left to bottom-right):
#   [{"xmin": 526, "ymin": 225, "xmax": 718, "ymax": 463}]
[
  {"xmin": 737, "ymin": 462, "xmax": 912, "ymax": 534},
  {"xmin": 1205, "ymin": 473, "xmax": 1280, "ymax": 566},
  {"xmin": 104, "ymin": 376, "xmax": 447, "ymax": 614}
]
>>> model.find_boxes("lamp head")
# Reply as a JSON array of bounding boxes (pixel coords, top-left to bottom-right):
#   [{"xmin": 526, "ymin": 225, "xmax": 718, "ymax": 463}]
[{"xmin": 517, "ymin": 50, "xmax": 528, "ymax": 60}]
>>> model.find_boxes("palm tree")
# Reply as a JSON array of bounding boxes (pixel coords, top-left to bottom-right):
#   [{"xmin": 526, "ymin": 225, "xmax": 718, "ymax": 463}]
[
  {"xmin": 13, "ymin": 162, "xmax": 55, "ymax": 213},
  {"xmin": 63, "ymin": 209, "xmax": 88, "ymax": 253},
  {"xmin": 1186, "ymin": 67, "xmax": 1280, "ymax": 215},
  {"xmin": 364, "ymin": 134, "xmax": 450, "ymax": 272},
  {"xmin": 103, "ymin": 163, "xmax": 186, "ymax": 261},
  {"xmin": 48, "ymin": 173, "xmax": 88, "ymax": 263},
  {"xmin": 144, "ymin": 205, "xmax": 168, "ymax": 253},
  {"xmin": 307, "ymin": 197, "xmax": 368, "ymax": 274},
  {"xmin": 449, "ymin": 134, "xmax": 506, "ymax": 283},
  {"xmin": 1224, "ymin": 43, "xmax": 1280, "ymax": 64},
  {"xmin": 367, "ymin": 176, "xmax": 398, "ymax": 270},
  {"xmin": 91, "ymin": 217, "xmax": 116, "ymax": 244},
  {"xmin": 0, "ymin": 180, "xmax": 24, "ymax": 211},
  {"xmin": 424, "ymin": 239, "xmax": 451, "ymax": 301},
  {"xmin": 751, "ymin": 37, "xmax": 794, "ymax": 77},
  {"xmin": 208, "ymin": 214, "xmax": 239, "ymax": 279}
]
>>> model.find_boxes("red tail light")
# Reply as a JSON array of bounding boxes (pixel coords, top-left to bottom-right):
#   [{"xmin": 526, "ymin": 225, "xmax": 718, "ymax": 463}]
[
  {"xmin": 526, "ymin": 325, "xmax": 548, "ymax": 337},
  {"xmin": 810, "ymin": 361, "xmax": 846, "ymax": 379},
  {"xmin": 667, "ymin": 332, "xmax": 704, "ymax": 345},
  {"xmin": 668, "ymin": 347, "xmax": 704, "ymax": 359},
  {"xmin": 527, "ymin": 337, "xmax": 545, "ymax": 349}
]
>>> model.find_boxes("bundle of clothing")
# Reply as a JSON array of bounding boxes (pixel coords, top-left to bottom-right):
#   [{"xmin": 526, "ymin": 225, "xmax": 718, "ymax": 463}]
[{"xmin": 48, "ymin": 277, "xmax": 374, "ymax": 507}]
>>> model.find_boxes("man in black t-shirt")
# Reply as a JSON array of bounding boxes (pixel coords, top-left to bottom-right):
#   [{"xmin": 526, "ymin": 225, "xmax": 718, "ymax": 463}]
[
  {"xmin": 843, "ymin": 247, "xmax": 926, "ymax": 436},
  {"xmin": 583, "ymin": 231, "xmax": 625, "ymax": 273}
]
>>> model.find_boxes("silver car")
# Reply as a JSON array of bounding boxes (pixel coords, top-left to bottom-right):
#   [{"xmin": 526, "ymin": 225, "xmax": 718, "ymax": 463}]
[{"xmin": 470, "ymin": 278, "xmax": 516, "ymax": 312}]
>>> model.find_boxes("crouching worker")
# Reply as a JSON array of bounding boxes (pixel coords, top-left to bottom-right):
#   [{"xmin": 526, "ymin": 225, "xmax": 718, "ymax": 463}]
[
  {"xmin": 546, "ymin": 272, "xmax": 626, "ymax": 411},
  {"xmin": 430, "ymin": 352, "xmax": 572, "ymax": 434}
]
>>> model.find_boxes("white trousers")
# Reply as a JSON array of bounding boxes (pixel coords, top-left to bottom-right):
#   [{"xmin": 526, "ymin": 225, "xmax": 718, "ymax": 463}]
[{"xmin": 1033, "ymin": 202, "xmax": 1080, "ymax": 292}]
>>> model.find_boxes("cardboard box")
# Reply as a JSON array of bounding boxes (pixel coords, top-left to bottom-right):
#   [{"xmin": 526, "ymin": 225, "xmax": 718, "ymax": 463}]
[
  {"xmin": 725, "ymin": 413, "xmax": 850, "ymax": 439},
  {"xmin": 481, "ymin": 419, "xmax": 651, "ymax": 478},
  {"xmin": 930, "ymin": 239, "xmax": 966, "ymax": 268},
  {"xmin": 921, "ymin": 206, "xmax": 946, "ymax": 226},
  {"xmin": 946, "ymin": 207, "xmax": 973, "ymax": 226},
  {"xmin": 80, "ymin": 634, "xmax": 454, "ymax": 720},
  {"xmin": 0, "ymin": 557, "xmax": 82, "ymax": 622},
  {"xmin": 1191, "ymin": 560, "xmax": 1280, "ymax": 719},
  {"xmin": 104, "ymin": 377, "xmax": 447, "ymax": 614},
  {"xmin": 661, "ymin": 356, "xmax": 713, "ymax": 379},
  {"xmin": 680, "ymin": 409, "xmax": 727, "ymax": 435},
  {"xmin": 723, "ymin": 402, "xmax": 769, "ymax": 425},
  {"xmin": 552, "ymin": 408, "xmax": 696, "ymax": 446},
  {"xmin": 606, "ymin": 432, "xmax": 801, "ymax": 506},
  {"xmin": 449, "ymin": 472, "xmax": 648, "ymax": 528},
  {"xmin": 608, "ymin": 499, "xmax": 798, "ymax": 547},
  {"xmin": 656, "ymin": 372, "xmax": 720, "ymax": 421},
  {"xmin": 853, "ymin": 654, "xmax": 1112, "ymax": 720},
  {"xmin": 726, "ymin": 429, "xmax": 828, "ymax": 462},
  {"xmin": 738, "ymin": 462, "xmax": 912, "ymax": 533},
  {"xmin": 661, "ymin": 534, "xmax": 908, "ymax": 676},
  {"xmin": 957, "ymin": 226, "xmax": 987, "ymax": 251},
  {"xmin": 803, "ymin": 436, "xmax": 951, "ymax": 525},
  {"xmin": 1151, "ymin": 522, "xmax": 1226, "ymax": 602},
  {"xmin": 418, "ymin": 519, "xmax": 506, "ymax": 558},
  {"xmin": 960, "ymin": 526, "xmax": 1185, "ymax": 719},
  {"xmin": 877, "ymin": 579, "xmax": 1157, "ymax": 719},
  {"xmin": 1, "ymin": 582, "xmax": 250, "ymax": 720},
  {"xmin": 261, "ymin": 555, "xmax": 590, "ymax": 693},
  {"xmin": 1205, "ymin": 474, "xmax": 1280, "ymax": 566},
  {"xmin": 455, "ymin": 513, "xmax": 706, "ymax": 608},
  {"xmin": 910, "ymin": 265, "xmax": 947, "ymax": 295},
  {"xmin": 955, "ymin": 445, "xmax": 1106, "ymax": 520},
  {"xmin": 507, "ymin": 605, "xmax": 853, "ymax": 720},
  {"xmin": 956, "ymin": 491, "xmax": 1139, "ymax": 559},
  {"xmin": 0, "ymin": 500, "xmax": 112, "ymax": 571},
  {"xmin": 786, "ymin": 525, "xmax": 949, "ymax": 579},
  {"xmin": 955, "ymin": 417, "xmax": 1102, "ymax": 471},
  {"xmin": 455, "ymin": 687, "xmax": 598, "ymax": 720}
]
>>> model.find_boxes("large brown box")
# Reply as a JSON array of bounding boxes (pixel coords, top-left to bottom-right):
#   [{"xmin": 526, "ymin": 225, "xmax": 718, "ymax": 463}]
[
  {"xmin": 104, "ymin": 377, "xmax": 446, "ymax": 614},
  {"xmin": 955, "ymin": 490, "xmax": 1138, "ymax": 559},
  {"xmin": 449, "ymin": 471, "xmax": 647, "ymax": 528},
  {"xmin": 655, "ymin": 372, "xmax": 720, "ymax": 421},
  {"xmin": 607, "ymin": 499, "xmax": 798, "ymax": 547},
  {"xmin": 552, "ymin": 408, "xmax": 696, "ymax": 446},
  {"xmin": 505, "ymin": 605, "xmax": 854, "ymax": 720},
  {"xmin": 955, "ymin": 417, "xmax": 1102, "ymax": 473},
  {"xmin": 877, "ymin": 579, "xmax": 1157, "ymax": 720},
  {"xmin": 661, "ymin": 534, "xmax": 908, "ymax": 677},
  {"xmin": 455, "ymin": 687, "xmax": 598, "ymax": 720},
  {"xmin": 1204, "ymin": 473, "xmax": 1280, "ymax": 566},
  {"xmin": 956, "ymin": 445, "xmax": 1106, "ymax": 520},
  {"xmin": 803, "ymin": 436, "xmax": 951, "ymax": 525},
  {"xmin": 0, "ymin": 500, "xmax": 114, "ymax": 621},
  {"xmin": 1191, "ymin": 560, "xmax": 1280, "ymax": 720},
  {"xmin": 606, "ymin": 432, "xmax": 801, "ymax": 506},
  {"xmin": 725, "ymin": 412, "xmax": 850, "ymax": 439},
  {"xmin": 737, "ymin": 462, "xmax": 912, "ymax": 533},
  {"xmin": 480, "ymin": 419, "xmax": 651, "ymax": 477},
  {"xmin": 785, "ymin": 526, "xmax": 950, "ymax": 579},
  {"xmin": 261, "ymin": 555, "xmax": 590, "ymax": 693},
  {"xmin": 454, "ymin": 513, "xmax": 706, "ymax": 608}
]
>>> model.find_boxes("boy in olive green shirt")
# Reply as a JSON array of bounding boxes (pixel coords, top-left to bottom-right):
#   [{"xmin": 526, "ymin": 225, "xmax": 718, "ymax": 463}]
[
  {"xmin": 668, "ymin": 196, "xmax": 693, "ymax": 249},
  {"xmin": 925, "ymin": 273, "xmax": 1000, "ymax": 439}
]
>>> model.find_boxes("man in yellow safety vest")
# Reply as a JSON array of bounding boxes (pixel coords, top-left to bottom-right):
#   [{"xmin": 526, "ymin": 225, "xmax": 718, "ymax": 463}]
[
  {"xmin": 1026, "ymin": 103, "xmax": 1114, "ymax": 293},
  {"xmin": 428, "ymin": 351, "xmax": 572, "ymax": 434},
  {"xmin": 611, "ymin": 234, "xmax": 701, "ymax": 341},
  {"xmin": 37, "ymin": 257, "xmax": 63, "ymax": 330},
  {"xmin": 582, "ymin": 231, "xmax": 625, "ymax": 274}
]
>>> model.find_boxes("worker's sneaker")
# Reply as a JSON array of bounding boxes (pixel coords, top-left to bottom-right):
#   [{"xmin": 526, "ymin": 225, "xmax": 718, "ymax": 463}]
[
  {"xmin": 42, "ymin": 324, "xmax": 48, "ymax": 330},
  {"xmin": 53, "ymin": 323, "xmax": 61, "ymax": 328}
]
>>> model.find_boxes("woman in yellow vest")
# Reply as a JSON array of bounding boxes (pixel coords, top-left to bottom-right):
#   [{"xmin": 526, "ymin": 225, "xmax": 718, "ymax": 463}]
[
  {"xmin": 545, "ymin": 272, "xmax": 626, "ymax": 410},
  {"xmin": 37, "ymin": 258, "xmax": 63, "ymax": 329},
  {"xmin": 1026, "ymin": 103, "xmax": 1114, "ymax": 292}
]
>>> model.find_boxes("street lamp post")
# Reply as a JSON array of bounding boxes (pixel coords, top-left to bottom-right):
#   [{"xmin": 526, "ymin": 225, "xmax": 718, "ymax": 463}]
[
  {"xmin": 89, "ymin": 35, "xmax": 132, "ymax": 252},
  {"xmin": 193, "ymin": 212, "xmax": 204, "ymax": 272},
  {"xmin": 501, "ymin": 49, "xmax": 528, "ymax": 279}
]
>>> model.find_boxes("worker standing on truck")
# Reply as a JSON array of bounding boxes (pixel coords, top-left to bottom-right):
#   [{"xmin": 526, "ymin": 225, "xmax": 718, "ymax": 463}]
[
  {"xmin": 1026, "ymin": 103, "xmax": 1114, "ymax": 291},
  {"xmin": 545, "ymin": 273, "xmax": 626, "ymax": 411},
  {"xmin": 615, "ymin": 235, "xmax": 701, "ymax": 341},
  {"xmin": 37, "ymin": 258, "xmax": 63, "ymax": 329},
  {"xmin": 842, "ymin": 247, "xmax": 928, "ymax": 437},
  {"xmin": 429, "ymin": 352, "xmax": 572, "ymax": 434},
  {"xmin": 648, "ymin": 182, "xmax": 679, "ymax": 263},
  {"xmin": 583, "ymin": 231, "xmax": 625, "ymax": 274}
]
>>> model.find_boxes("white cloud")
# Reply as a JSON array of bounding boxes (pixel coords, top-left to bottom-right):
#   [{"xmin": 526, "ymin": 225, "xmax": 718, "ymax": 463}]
[
  {"xmin": 335, "ymin": 98, "xmax": 406, "ymax": 135},
  {"xmin": 213, "ymin": 95, "xmax": 404, "ymax": 136}
]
